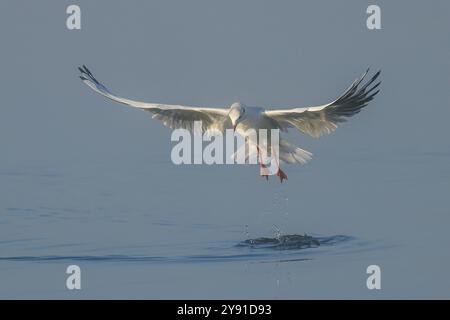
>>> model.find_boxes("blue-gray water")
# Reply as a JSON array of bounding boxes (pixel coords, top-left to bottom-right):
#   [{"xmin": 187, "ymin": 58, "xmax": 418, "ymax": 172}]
[{"xmin": 1, "ymin": 1, "xmax": 450, "ymax": 299}]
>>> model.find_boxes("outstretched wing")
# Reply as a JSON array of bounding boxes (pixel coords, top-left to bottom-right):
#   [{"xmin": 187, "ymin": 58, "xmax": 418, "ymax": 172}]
[
  {"xmin": 263, "ymin": 69, "xmax": 381, "ymax": 138},
  {"xmin": 79, "ymin": 65, "xmax": 229, "ymax": 132}
]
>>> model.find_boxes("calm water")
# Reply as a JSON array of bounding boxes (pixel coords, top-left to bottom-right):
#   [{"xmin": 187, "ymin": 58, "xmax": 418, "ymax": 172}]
[
  {"xmin": 1, "ymin": 150, "xmax": 449, "ymax": 299},
  {"xmin": 1, "ymin": 0, "xmax": 450, "ymax": 299}
]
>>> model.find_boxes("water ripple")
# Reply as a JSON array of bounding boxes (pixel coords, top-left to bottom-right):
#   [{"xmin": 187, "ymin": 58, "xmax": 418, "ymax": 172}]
[{"xmin": 0, "ymin": 234, "xmax": 363, "ymax": 264}]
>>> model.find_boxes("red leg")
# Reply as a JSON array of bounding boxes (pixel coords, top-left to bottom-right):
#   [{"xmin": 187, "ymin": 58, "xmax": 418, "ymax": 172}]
[
  {"xmin": 276, "ymin": 168, "xmax": 288, "ymax": 183},
  {"xmin": 271, "ymin": 146, "xmax": 288, "ymax": 183}
]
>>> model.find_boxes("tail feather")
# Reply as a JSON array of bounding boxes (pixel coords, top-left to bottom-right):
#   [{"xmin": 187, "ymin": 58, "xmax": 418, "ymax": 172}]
[
  {"xmin": 278, "ymin": 139, "xmax": 312, "ymax": 164},
  {"xmin": 230, "ymin": 138, "xmax": 312, "ymax": 165}
]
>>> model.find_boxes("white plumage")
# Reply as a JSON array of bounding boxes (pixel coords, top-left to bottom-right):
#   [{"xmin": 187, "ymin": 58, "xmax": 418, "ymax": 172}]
[{"xmin": 79, "ymin": 65, "xmax": 380, "ymax": 181}]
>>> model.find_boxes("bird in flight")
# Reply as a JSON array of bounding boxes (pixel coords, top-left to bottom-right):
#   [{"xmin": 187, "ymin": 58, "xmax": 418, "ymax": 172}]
[{"xmin": 79, "ymin": 65, "xmax": 380, "ymax": 182}]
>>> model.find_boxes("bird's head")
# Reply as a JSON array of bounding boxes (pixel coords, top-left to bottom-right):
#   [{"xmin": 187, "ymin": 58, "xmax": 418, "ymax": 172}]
[{"xmin": 228, "ymin": 102, "xmax": 246, "ymax": 131}]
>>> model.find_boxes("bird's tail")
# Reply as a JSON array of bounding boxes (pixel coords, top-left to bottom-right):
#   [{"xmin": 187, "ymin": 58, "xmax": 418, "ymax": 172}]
[
  {"xmin": 278, "ymin": 139, "xmax": 312, "ymax": 164},
  {"xmin": 230, "ymin": 138, "xmax": 312, "ymax": 165}
]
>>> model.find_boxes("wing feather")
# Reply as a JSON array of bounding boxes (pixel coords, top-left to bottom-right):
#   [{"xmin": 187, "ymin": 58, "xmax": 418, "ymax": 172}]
[
  {"xmin": 79, "ymin": 65, "xmax": 229, "ymax": 132},
  {"xmin": 264, "ymin": 69, "xmax": 381, "ymax": 138}
]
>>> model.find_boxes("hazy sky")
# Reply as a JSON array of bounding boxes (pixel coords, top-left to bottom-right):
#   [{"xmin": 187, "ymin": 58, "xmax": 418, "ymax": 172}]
[{"xmin": 1, "ymin": 1, "xmax": 450, "ymax": 298}]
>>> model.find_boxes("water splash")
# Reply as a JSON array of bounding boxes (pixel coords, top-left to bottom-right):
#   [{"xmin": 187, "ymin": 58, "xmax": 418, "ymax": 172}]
[
  {"xmin": 239, "ymin": 234, "xmax": 320, "ymax": 250},
  {"xmin": 273, "ymin": 225, "xmax": 282, "ymax": 241}
]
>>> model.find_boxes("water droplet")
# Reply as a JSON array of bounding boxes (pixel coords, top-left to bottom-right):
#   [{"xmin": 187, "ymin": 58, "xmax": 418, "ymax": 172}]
[{"xmin": 273, "ymin": 225, "xmax": 282, "ymax": 240}]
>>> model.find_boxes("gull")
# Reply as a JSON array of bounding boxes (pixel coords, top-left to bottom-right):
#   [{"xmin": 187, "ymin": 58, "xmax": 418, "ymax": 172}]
[{"xmin": 79, "ymin": 65, "xmax": 380, "ymax": 182}]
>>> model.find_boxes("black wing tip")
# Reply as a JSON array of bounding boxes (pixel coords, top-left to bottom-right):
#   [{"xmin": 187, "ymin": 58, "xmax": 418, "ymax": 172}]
[
  {"xmin": 361, "ymin": 69, "xmax": 382, "ymax": 91},
  {"xmin": 366, "ymin": 68, "xmax": 381, "ymax": 80},
  {"xmin": 78, "ymin": 65, "xmax": 88, "ymax": 77},
  {"xmin": 362, "ymin": 67, "xmax": 381, "ymax": 80},
  {"xmin": 373, "ymin": 69, "xmax": 381, "ymax": 79},
  {"xmin": 364, "ymin": 66, "xmax": 381, "ymax": 72},
  {"xmin": 78, "ymin": 64, "xmax": 100, "ymax": 85},
  {"xmin": 82, "ymin": 65, "xmax": 92, "ymax": 76},
  {"xmin": 369, "ymin": 89, "xmax": 380, "ymax": 99},
  {"xmin": 372, "ymin": 81, "xmax": 381, "ymax": 91}
]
